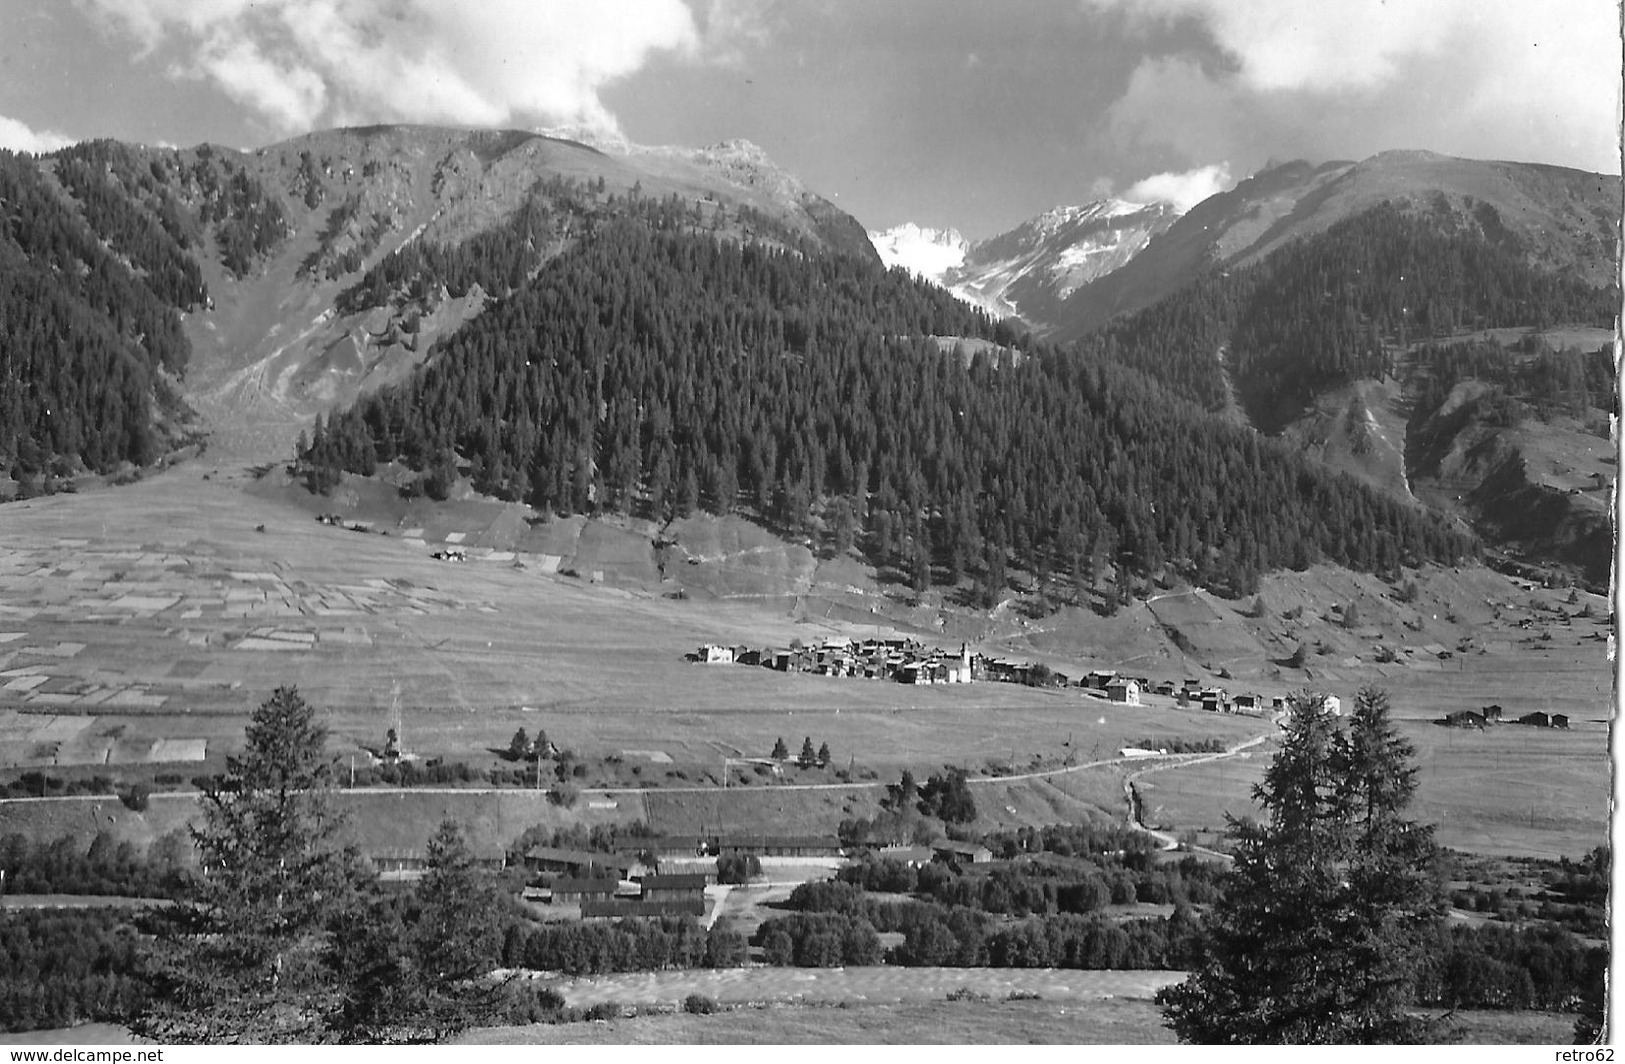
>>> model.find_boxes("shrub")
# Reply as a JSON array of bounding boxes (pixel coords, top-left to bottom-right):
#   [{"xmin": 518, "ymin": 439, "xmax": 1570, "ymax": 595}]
[
  {"xmin": 501, "ymin": 983, "xmax": 566, "ymax": 1024},
  {"xmin": 547, "ymin": 782, "xmax": 580, "ymax": 808},
  {"xmin": 717, "ymin": 853, "xmax": 761, "ymax": 885},
  {"xmin": 682, "ymin": 993, "xmax": 719, "ymax": 1015},
  {"xmin": 584, "ymin": 1002, "xmax": 623, "ymax": 1022},
  {"xmin": 120, "ymin": 782, "xmax": 152, "ymax": 812}
]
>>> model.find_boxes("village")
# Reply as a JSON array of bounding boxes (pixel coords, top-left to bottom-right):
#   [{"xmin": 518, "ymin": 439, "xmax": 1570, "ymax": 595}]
[{"xmin": 691, "ymin": 636, "xmax": 1294, "ymax": 716}]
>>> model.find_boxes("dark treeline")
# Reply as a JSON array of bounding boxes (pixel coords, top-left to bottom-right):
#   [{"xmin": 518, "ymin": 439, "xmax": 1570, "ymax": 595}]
[
  {"xmin": 777, "ymin": 879, "xmax": 1204, "ymax": 971},
  {"xmin": 0, "ymin": 910, "xmax": 146, "ymax": 1032},
  {"xmin": 1416, "ymin": 922, "xmax": 1601, "ymax": 1011},
  {"xmin": 1410, "ymin": 337, "xmax": 1616, "ymax": 426},
  {"xmin": 309, "ymin": 221, "xmax": 1475, "ymax": 597},
  {"xmin": 334, "ymin": 177, "xmax": 586, "ymax": 313},
  {"xmin": 0, "ymin": 143, "xmax": 287, "ymax": 480},
  {"xmin": 1078, "ymin": 203, "xmax": 1618, "ymax": 432},
  {"xmin": 0, "ymin": 830, "xmax": 192, "ymax": 899},
  {"xmin": 52, "ymin": 142, "xmax": 208, "ymax": 311},
  {"xmin": 334, "ymin": 176, "xmax": 823, "ymax": 318},
  {"xmin": 0, "ymin": 151, "xmax": 185, "ymax": 476},
  {"xmin": 502, "ymin": 916, "xmax": 747, "ymax": 976},
  {"xmin": 792, "ymin": 838, "xmax": 1602, "ymax": 1010},
  {"xmin": 830, "ymin": 849, "xmax": 1225, "ymax": 916}
]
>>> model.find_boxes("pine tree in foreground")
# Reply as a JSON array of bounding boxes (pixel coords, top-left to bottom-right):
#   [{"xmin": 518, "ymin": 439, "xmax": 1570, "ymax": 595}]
[
  {"xmin": 1156, "ymin": 686, "xmax": 1443, "ymax": 1044},
  {"xmin": 132, "ymin": 686, "xmax": 368, "ymax": 1043}
]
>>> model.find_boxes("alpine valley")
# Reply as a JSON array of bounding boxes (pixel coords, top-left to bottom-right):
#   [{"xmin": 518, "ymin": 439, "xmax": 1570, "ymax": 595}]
[{"xmin": 0, "ymin": 126, "xmax": 1613, "ymax": 1042}]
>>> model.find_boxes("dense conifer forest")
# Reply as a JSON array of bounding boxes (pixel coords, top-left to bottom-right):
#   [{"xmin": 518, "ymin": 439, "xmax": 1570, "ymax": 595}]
[
  {"xmin": 1077, "ymin": 204, "xmax": 1618, "ymax": 431},
  {"xmin": 0, "ymin": 144, "xmax": 286, "ymax": 479},
  {"xmin": 308, "ymin": 215, "xmax": 1475, "ymax": 597}
]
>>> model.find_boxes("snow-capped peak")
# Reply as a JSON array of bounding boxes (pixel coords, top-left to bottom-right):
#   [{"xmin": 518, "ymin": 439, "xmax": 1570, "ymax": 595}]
[
  {"xmin": 869, "ymin": 196, "xmax": 1184, "ymax": 325},
  {"xmin": 868, "ymin": 223, "xmax": 970, "ymax": 283}
]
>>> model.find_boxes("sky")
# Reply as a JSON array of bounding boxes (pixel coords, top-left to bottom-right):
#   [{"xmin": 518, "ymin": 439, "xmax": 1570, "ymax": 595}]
[{"xmin": 0, "ymin": 0, "xmax": 1618, "ymax": 239}]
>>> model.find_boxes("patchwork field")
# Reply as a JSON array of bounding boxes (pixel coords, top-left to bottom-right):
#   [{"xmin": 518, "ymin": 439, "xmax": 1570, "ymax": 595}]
[{"xmin": 0, "ymin": 462, "xmax": 1610, "ymax": 862}]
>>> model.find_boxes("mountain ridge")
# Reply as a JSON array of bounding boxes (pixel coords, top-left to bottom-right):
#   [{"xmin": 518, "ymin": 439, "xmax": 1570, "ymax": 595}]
[{"xmin": 870, "ymin": 198, "xmax": 1180, "ymax": 326}]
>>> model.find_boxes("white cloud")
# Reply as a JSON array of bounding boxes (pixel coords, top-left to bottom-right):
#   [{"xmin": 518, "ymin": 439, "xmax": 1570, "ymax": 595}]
[
  {"xmin": 1085, "ymin": 0, "xmax": 1621, "ymax": 174},
  {"xmin": 1125, "ymin": 162, "xmax": 1233, "ymax": 211},
  {"xmin": 77, "ymin": 0, "xmax": 710, "ymax": 138},
  {"xmin": 0, "ymin": 115, "xmax": 75, "ymax": 154}
]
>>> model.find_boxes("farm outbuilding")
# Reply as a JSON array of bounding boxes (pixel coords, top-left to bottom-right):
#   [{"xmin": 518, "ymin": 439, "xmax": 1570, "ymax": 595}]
[
  {"xmin": 523, "ymin": 846, "xmax": 633, "ymax": 879},
  {"xmin": 1552, "ymin": 714, "xmax": 1570, "ymax": 729},
  {"xmin": 1086, "ymin": 669, "xmax": 1117, "ymax": 690},
  {"xmin": 369, "ymin": 845, "xmax": 505, "ymax": 879},
  {"xmin": 716, "ymin": 834, "xmax": 843, "ymax": 858},
  {"xmin": 549, "ymin": 877, "xmax": 621, "ymax": 903},
  {"xmin": 1519, "ymin": 711, "xmax": 1552, "ymax": 728},
  {"xmin": 1105, "ymin": 679, "xmax": 1141, "ymax": 706},
  {"xmin": 933, "ymin": 841, "xmax": 993, "ymax": 864},
  {"xmin": 874, "ymin": 845, "xmax": 936, "ymax": 867},
  {"xmin": 645, "ymin": 835, "xmax": 712, "ymax": 859},
  {"xmin": 638, "ymin": 873, "xmax": 709, "ymax": 902}
]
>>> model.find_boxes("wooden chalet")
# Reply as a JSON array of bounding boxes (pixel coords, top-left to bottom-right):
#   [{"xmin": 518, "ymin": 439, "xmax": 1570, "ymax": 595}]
[{"xmin": 1086, "ymin": 669, "xmax": 1117, "ymax": 690}]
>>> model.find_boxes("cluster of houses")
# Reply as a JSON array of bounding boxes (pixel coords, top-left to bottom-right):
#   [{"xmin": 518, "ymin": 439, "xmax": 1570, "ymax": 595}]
[
  {"xmin": 693, "ymin": 637, "xmax": 976, "ymax": 685},
  {"xmin": 1443, "ymin": 704, "xmax": 1570, "ymax": 730},
  {"xmin": 693, "ymin": 639, "xmax": 1310, "ymax": 717},
  {"xmin": 519, "ymin": 833, "xmax": 846, "ymax": 918},
  {"xmin": 1079, "ymin": 672, "xmax": 1300, "ymax": 716}
]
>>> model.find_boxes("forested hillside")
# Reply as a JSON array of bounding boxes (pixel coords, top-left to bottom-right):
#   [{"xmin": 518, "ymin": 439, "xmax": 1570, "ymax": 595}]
[
  {"xmin": 0, "ymin": 142, "xmax": 288, "ymax": 481},
  {"xmin": 1076, "ymin": 204, "xmax": 1618, "ymax": 432},
  {"xmin": 307, "ymin": 220, "xmax": 1475, "ymax": 598}
]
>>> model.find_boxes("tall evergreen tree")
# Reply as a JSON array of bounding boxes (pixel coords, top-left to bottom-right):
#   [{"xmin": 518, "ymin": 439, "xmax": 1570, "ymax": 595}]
[
  {"xmin": 1156, "ymin": 689, "xmax": 1441, "ymax": 1044},
  {"xmin": 407, "ymin": 819, "xmax": 511, "ymax": 1041},
  {"xmin": 132, "ymin": 687, "xmax": 366, "ymax": 1043},
  {"xmin": 1333, "ymin": 686, "xmax": 1442, "ymax": 1041}
]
